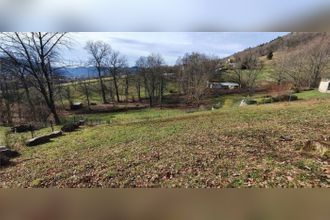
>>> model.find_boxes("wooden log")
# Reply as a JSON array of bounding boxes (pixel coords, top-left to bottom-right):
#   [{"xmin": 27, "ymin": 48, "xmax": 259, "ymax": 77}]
[
  {"xmin": 0, "ymin": 146, "xmax": 20, "ymax": 158},
  {"xmin": 26, "ymin": 135, "xmax": 51, "ymax": 147},
  {"xmin": 47, "ymin": 131, "xmax": 63, "ymax": 139}
]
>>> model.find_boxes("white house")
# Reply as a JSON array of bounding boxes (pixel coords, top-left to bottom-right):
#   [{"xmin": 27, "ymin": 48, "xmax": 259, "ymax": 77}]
[
  {"xmin": 221, "ymin": 82, "xmax": 240, "ymax": 89},
  {"xmin": 208, "ymin": 81, "xmax": 240, "ymax": 89},
  {"xmin": 319, "ymin": 78, "xmax": 330, "ymax": 93}
]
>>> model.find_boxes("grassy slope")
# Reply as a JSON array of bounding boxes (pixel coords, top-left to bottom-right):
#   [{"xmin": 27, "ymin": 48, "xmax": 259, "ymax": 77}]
[
  {"xmin": 295, "ymin": 90, "xmax": 330, "ymax": 100},
  {"xmin": 72, "ymin": 108, "xmax": 186, "ymax": 124},
  {"xmin": 0, "ymin": 127, "xmax": 8, "ymax": 146},
  {"xmin": 62, "ymin": 78, "xmax": 178, "ymax": 105},
  {"xmin": 0, "ymin": 90, "xmax": 329, "ymax": 188}
]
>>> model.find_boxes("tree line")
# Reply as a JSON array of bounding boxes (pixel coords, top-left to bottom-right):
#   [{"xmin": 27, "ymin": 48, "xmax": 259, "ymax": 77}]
[
  {"xmin": 0, "ymin": 32, "xmax": 329, "ymax": 126},
  {"xmin": 0, "ymin": 33, "xmax": 220, "ymax": 125}
]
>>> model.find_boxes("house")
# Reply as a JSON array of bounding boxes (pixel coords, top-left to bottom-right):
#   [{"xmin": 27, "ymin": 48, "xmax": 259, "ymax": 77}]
[
  {"xmin": 319, "ymin": 78, "xmax": 330, "ymax": 93},
  {"xmin": 220, "ymin": 82, "xmax": 240, "ymax": 89},
  {"xmin": 208, "ymin": 82, "xmax": 223, "ymax": 89},
  {"xmin": 208, "ymin": 81, "xmax": 240, "ymax": 89}
]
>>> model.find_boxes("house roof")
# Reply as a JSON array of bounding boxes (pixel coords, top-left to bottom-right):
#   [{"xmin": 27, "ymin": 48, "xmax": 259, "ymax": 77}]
[{"xmin": 220, "ymin": 82, "xmax": 239, "ymax": 86}]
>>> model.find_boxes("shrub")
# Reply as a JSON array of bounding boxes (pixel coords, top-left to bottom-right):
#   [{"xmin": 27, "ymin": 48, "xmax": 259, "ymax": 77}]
[
  {"xmin": 213, "ymin": 102, "xmax": 222, "ymax": 109},
  {"xmin": 273, "ymin": 94, "xmax": 298, "ymax": 102},
  {"xmin": 245, "ymin": 99, "xmax": 257, "ymax": 105},
  {"xmin": 267, "ymin": 51, "xmax": 273, "ymax": 60},
  {"xmin": 61, "ymin": 122, "xmax": 80, "ymax": 132},
  {"xmin": 258, "ymin": 97, "xmax": 273, "ymax": 104}
]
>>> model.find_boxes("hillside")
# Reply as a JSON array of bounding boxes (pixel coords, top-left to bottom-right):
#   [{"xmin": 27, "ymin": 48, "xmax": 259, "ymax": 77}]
[
  {"xmin": 1, "ymin": 90, "xmax": 329, "ymax": 188},
  {"xmin": 230, "ymin": 32, "xmax": 330, "ymax": 59}
]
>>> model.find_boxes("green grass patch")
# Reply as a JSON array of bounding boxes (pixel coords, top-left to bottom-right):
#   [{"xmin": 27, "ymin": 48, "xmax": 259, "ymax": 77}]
[
  {"xmin": 1, "ymin": 98, "xmax": 329, "ymax": 188},
  {"xmin": 68, "ymin": 108, "xmax": 187, "ymax": 124},
  {"xmin": 294, "ymin": 89, "xmax": 330, "ymax": 100},
  {"xmin": 0, "ymin": 126, "xmax": 9, "ymax": 145}
]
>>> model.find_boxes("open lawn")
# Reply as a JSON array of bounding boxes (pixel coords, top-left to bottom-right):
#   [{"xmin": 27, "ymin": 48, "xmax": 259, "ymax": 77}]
[{"xmin": 0, "ymin": 92, "xmax": 329, "ymax": 188}]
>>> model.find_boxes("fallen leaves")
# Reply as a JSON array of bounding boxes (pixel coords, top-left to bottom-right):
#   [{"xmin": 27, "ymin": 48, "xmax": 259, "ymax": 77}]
[{"xmin": 0, "ymin": 99, "xmax": 329, "ymax": 188}]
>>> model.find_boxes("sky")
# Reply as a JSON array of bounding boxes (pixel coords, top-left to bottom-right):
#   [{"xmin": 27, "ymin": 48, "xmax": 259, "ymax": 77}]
[
  {"xmin": 0, "ymin": 0, "xmax": 329, "ymax": 31},
  {"xmin": 65, "ymin": 32, "xmax": 288, "ymax": 66}
]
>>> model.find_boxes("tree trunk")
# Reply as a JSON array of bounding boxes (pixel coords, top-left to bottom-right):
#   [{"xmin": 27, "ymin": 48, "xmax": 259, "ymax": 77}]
[
  {"xmin": 51, "ymin": 106, "xmax": 61, "ymax": 124},
  {"xmin": 97, "ymin": 68, "xmax": 107, "ymax": 104},
  {"xmin": 136, "ymin": 81, "xmax": 141, "ymax": 101},
  {"xmin": 113, "ymin": 72, "xmax": 120, "ymax": 103},
  {"xmin": 125, "ymin": 76, "xmax": 129, "ymax": 102},
  {"xmin": 22, "ymin": 79, "xmax": 36, "ymax": 121},
  {"xmin": 84, "ymin": 84, "xmax": 91, "ymax": 110},
  {"xmin": 159, "ymin": 78, "xmax": 164, "ymax": 108}
]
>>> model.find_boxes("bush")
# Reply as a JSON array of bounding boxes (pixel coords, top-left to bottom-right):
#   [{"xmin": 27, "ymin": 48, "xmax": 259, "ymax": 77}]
[
  {"xmin": 61, "ymin": 122, "xmax": 80, "ymax": 132},
  {"xmin": 258, "ymin": 97, "xmax": 273, "ymax": 104},
  {"xmin": 273, "ymin": 94, "xmax": 298, "ymax": 102},
  {"xmin": 267, "ymin": 51, "xmax": 273, "ymax": 60},
  {"xmin": 213, "ymin": 102, "xmax": 222, "ymax": 109},
  {"xmin": 245, "ymin": 99, "xmax": 257, "ymax": 105}
]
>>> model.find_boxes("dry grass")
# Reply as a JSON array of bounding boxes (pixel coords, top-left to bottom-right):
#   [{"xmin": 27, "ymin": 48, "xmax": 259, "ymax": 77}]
[{"xmin": 0, "ymin": 98, "xmax": 329, "ymax": 188}]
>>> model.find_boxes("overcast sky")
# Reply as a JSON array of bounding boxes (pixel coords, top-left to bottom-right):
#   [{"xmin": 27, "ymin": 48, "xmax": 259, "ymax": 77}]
[
  {"xmin": 0, "ymin": 0, "xmax": 329, "ymax": 31},
  {"xmin": 66, "ymin": 32, "xmax": 288, "ymax": 66}
]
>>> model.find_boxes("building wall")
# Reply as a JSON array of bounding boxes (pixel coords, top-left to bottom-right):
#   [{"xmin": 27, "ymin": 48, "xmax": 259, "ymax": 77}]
[{"xmin": 318, "ymin": 80, "xmax": 330, "ymax": 93}]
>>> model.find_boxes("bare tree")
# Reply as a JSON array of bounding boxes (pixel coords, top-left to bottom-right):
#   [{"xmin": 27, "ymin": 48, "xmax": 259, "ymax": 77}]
[
  {"xmin": 136, "ymin": 54, "xmax": 165, "ymax": 107},
  {"xmin": 282, "ymin": 49, "xmax": 310, "ymax": 91},
  {"xmin": 0, "ymin": 32, "xmax": 68, "ymax": 124},
  {"xmin": 231, "ymin": 51, "xmax": 263, "ymax": 93},
  {"xmin": 107, "ymin": 50, "xmax": 127, "ymax": 103},
  {"xmin": 273, "ymin": 38, "xmax": 330, "ymax": 90},
  {"xmin": 122, "ymin": 67, "xmax": 131, "ymax": 102},
  {"xmin": 1, "ymin": 59, "xmax": 38, "ymax": 121},
  {"xmin": 78, "ymin": 77, "xmax": 92, "ymax": 110},
  {"xmin": 232, "ymin": 68, "xmax": 245, "ymax": 88},
  {"xmin": 305, "ymin": 40, "xmax": 330, "ymax": 88},
  {"xmin": 0, "ymin": 70, "xmax": 15, "ymax": 125},
  {"xmin": 177, "ymin": 53, "xmax": 217, "ymax": 105},
  {"xmin": 134, "ymin": 72, "xmax": 142, "ymax": 101},
  {"xmin": 85, "ymin": 41, "xmax": 111, "ymax": 104},
  {"xmin": 272, "ymin": 56, "xmax": 288, "ymax": 85},
  {"xmin": 136, "ymin": 56, "xmax": 148, "ymax": 102}
]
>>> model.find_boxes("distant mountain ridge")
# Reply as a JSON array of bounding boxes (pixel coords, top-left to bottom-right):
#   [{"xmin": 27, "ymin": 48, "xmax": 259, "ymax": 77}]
[
  {"xmin": 228, "ymin": 32, "xmax": 330, "ymax": 59},
  {"xmin": 62, "ymin": 66, "xmax": 138, "ymax": 78},
  {"xmin": 63, "ymin": 67, "xmax": 98, "ymax": 78}
]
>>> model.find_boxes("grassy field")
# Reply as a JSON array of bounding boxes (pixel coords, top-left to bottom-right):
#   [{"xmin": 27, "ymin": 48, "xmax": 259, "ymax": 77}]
[
  {"xmin": 61, "ymin": 77, "xmax": 178, "ymax": 105},
  {"xmin": 295, "ymin": 90, "xmax": 330, "ymax": 100},
  {"xmin": 0, "ymin": 126, "xmax": 8, "ymax": 146},
  {"xmin": 70, "ymin": 108, "xmax": 187, "ymax": 124},
  {"xmin": 0, "ymin": 90, "xmax": 329, "ymax": 188}
]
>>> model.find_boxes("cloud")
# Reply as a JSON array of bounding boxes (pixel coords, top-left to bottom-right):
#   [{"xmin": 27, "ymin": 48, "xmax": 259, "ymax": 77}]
[{"xmin": 64, "ymin": 32, "xmax": 287, "ymax": 66}]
